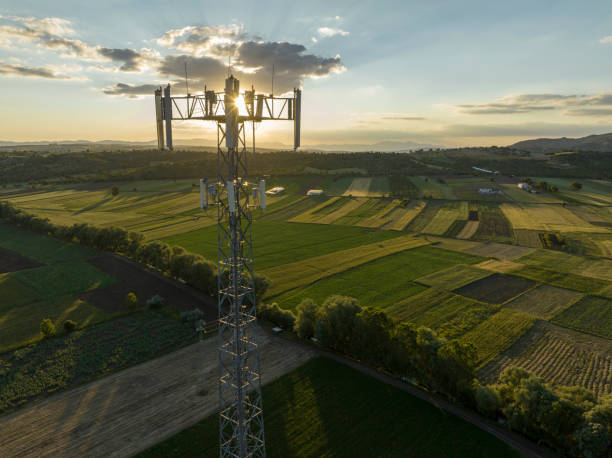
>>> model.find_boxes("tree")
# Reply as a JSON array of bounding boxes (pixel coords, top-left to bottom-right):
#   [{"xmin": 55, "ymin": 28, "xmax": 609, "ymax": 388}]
[
  {"xmin": 63, "ymin": 320, "xmax": 78, "ymax": 332},
  {"xmin": 294, "ymin": 298, "xmax": 318, "ymax": 338},
  {"xmin": 475, "ymin": 385, "xmax": 502, "ymax": 418},
  {"xmin": 571, "ymin": 181, "xmax": 583, "ymax": 191},
  {"xmin": 40, "ymin": 318, "xmax": 56, "ymax": 338},
  {"xmin": 111, "ymin": 186, "xmax": 120, "ymax": 196},
  {"xmin": 314, "ymin": 295, "xmax": 362, "ymax": 352},
  {"xmin": 125, "ymin": 292, "xmax": 138, "ymax": 309}
]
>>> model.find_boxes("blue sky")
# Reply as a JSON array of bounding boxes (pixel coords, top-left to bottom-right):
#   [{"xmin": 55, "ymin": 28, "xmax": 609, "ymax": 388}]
[{"xmin": 2, "ymin": 0, "xmax": 612, "ymax": 146}]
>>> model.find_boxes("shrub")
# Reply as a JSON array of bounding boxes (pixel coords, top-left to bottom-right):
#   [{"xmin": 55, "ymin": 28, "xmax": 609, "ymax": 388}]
[
  {"xmin": 125, "ymin": 292, "xmax": 138, "ymax": 309},
  {"xmin": 571, "ymin": 181, "xmax": 583, "ymax": 191},
  {"xmin": 40, "ymin": 318, "xmax": 56, "ymax": 338},
  {"xmin": 63, "ymin": 320, "xmax": 78, "ymax": 333},
  {"xmin": 180, "ymin": 308, "xmax": 204, "ymax": 325},
  {"xmin": 111, "ymin": 186, "xmax": 120, "ymax": 196},
  {"xmin": 475, "ymin": 385, "xmax": 502, "ymax": 418},
  {"xmin": 146, "ymin": 294, "xmax": 165, "ymax": 309},
  {"xmin": 259, "ymin": 302, "xmax": 296, "ymax": 330}
]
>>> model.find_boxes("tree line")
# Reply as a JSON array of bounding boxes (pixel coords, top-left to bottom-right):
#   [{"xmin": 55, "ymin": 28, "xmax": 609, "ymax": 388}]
[
  {"xmin": 260, "ymin": 296, "xmax": 612, "ymax": 457},
  {"xmin": 0, "ymin": 201, "xmax": 269, "ymax": 300}
]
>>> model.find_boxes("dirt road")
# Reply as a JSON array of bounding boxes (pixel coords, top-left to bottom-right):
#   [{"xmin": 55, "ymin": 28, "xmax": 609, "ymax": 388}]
[{"xmin": 0, "ymin": 331, "xmax": 314, "ymax": 458}]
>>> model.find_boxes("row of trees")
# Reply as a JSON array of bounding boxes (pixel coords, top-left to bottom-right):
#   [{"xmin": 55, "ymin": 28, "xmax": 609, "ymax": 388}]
[
  {"xmin": 259, "ymin": 295, "xmax": 611, "ymax": 457},
  {"xmin": 0, "ymin": 201, "xmax": 269, "ymax": 300}
]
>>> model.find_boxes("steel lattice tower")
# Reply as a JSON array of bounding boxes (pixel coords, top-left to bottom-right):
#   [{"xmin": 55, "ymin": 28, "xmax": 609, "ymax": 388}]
[
  {"xmin": 216, "ymin": 75, "xmax": 265, "ymax": 457},
  {"xmin": 154, "ymin": 74, "xmax": 301, "ymax": 458}
]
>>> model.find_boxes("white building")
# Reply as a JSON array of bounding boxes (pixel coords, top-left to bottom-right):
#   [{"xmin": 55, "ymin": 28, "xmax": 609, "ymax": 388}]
[
  {"xmin": 517, "ymin": 183, "xmax": 531, "ymax": 191},
  {"xmin": 265, "ymin": 186, "xmax": 285, "ymax": 196},
  {"xmin": 306, "ymin": 189, "xmax": 324, "ymax": 196}
]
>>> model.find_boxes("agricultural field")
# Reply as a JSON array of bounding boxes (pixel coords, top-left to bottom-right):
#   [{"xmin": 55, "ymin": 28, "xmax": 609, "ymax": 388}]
[
  {"xmin": 162, "ymin": 221, "xmax": 402, "ymax": 270},
  {"xmin": 271, "ymin": 245, "xmax": 483, "ymax": 310},
  {"xmin": 505, "ymin": 284, "xmax": 583, "ymax": 320},
  {"xmin": 261, "ymin": 235, "xmax": 428, "ymax": 297},
  {"xmin": 140, "ymin": 357, "xmax": 521, "ymax": 458},
  {"xmin": 421, "ymin": 201, "xmax": 468, "ymax": 236},
  {"xmin": 552, "ymin": 295, "xmax": 612, "ymax": 339},
  {"xmin": 342, "ymin": 176, "xmax": 390, "ymax": 197},
  {"xmin": 459, "ymin": 309, "xmax": 537, "ymax": 366},
  {"xmin": 516, "ymin": 249, "xmax": 612, "ymax": 282},
  {"xmin": 409, "ymin": 176, "xmax": 455, "ymax": 199},
  {"xmin": 501, "ymin": 203, "xmax": 608, "ymax": 233},
  {"xmin": 0, "ymin": 222, "xmax": 116, "ymax": 352},
  {"xmin": 470, "ymin": 203, "xmax": 515, "ymax": 243},
  {"xmin": 480, "ymin": 321, "xmax": 612, "ymax": 398},
  {"xmin": 0, "ymin": 310, "xmax": 196, "ymax": 415},
  {"xmin": 388, "ymin": 288, "xmax": 497, "ymax": 340},
  {"xmin": 454, "ymin": 273, "xmax": 536, "ymax": 304},
  {"xmin": 416, "ymin": 264, "xmax": 491, "ymax": 291}
]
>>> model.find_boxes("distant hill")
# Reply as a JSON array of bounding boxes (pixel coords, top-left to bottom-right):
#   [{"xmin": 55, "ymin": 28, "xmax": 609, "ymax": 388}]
[{"xmin": 511, "ymin": 132, "xmax": 612, "ymax": 153}]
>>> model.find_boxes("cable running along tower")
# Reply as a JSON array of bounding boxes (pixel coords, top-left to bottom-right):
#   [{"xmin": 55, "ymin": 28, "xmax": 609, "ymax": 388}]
[{"xmin": 154, "ymin": 76, "xmax": 301, "ymax": 457}]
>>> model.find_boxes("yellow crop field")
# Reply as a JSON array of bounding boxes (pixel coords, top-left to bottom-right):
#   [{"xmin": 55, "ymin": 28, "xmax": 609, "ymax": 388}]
[
  {"xmin": 421, "ymin": 201, "xmax": 468, "ymax": 235},
  {"xmin": 500, "ymin": 185, "xmax": 564, "ymax": 204},
  {"xmin": 261, "ymin": 235, "xmax": 429, "ymax": 297},
  {"xmin": 356, "ymin": 200, "xmax": 401, "ymax": 228},
  {"xmin": 500, "ymin": 203, "xmax": 608, "ymax": 233},
  {"xmin": 381, "ymin": 201, "xmax": 427, "ymax": 231},
  {"xmin": 416, "ymin": 264, "xmax": 491, "ymax": 290},
  {"xmin": 457, "ymin": 220, "xmax": 479, "ymax": 239},
  {"xmin": 323, "ymin": 198, "xmax": 368, "ymax": 224},
  {"xmin": 289, "ymin": 197, "xmax": 341, "ymax": 223},
  {"xmin": 475, "ymin": 259, "xmax": 522, "ymax": 273},
  {"xmin": 427, "ymin": 236, "xmax": 483, "ymax": 253}
]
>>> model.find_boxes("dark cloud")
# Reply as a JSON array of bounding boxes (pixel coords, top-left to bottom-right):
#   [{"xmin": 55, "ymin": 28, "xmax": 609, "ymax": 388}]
[
  {"xmin": 97, "ymin": 47, "xmax": 144, "ymax": 72},
  {"xmin": 102, "ymin": 82, "xmax": 160, "ymax": 97},
  {"xmin": 0, "ymin": 62, "xmax": 69, "ymax": 79}
]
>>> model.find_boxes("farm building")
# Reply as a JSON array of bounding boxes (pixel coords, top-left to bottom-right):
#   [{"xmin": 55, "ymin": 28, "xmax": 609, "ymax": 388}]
[
  {"xmin": 306, "ymin": 189, "xmax": 324, "ymax": 196},
  {"xmin": 265, "ymin": 186, "xmax": 285, "ymax": 196},
  {"xmin": 517, "ymin": 182, "xmax": 531, "ymax": 191}
]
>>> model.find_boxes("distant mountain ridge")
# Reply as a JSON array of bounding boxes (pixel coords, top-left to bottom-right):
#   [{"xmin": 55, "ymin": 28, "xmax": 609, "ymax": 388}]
[{"xmin": 511, "ymin": 132, "xmax": 612, "ymax": 153}]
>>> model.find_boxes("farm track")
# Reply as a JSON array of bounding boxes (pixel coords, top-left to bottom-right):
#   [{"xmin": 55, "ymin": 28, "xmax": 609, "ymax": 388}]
[{"xmin": 0, "ymin": 330, "xmax": 315, "ymax": 458}]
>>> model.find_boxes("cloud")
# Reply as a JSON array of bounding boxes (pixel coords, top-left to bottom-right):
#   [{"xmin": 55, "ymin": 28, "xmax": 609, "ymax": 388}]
[
  {"xmin": 564, "ymin": 108, "xmax": 612, "ymax": 116},
  {"xmin": 600, "ymin": 36, "xmax": 612, "ymax": 44},
  {"xmin": 0, "ymin": 62, "xmax": 70, "ymax": 79},
  {"xmin": 381, "ymin": 116, "xmax": 426, "ymax": 121},
  {"xmin": 317, "ymin": 27, "xmax": 349, "ymax": 38},
  {"xmin": 156, "ymin": 24, "xmax": 246, "ymax": 57},
  {"xmin": 102, "ymin": 82, "xmax": 160, "ymax": 98},
  {"xmin": 0, "ymin": 15, "xmax": 154, "ymax": 71},
  {"xmin": 456, "ymin": 92, "xmax": 612, "ymax": 115}
]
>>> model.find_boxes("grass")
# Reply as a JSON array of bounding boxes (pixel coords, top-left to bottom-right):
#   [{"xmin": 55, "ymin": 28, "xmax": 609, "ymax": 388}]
[
  {"xmin": 514, "ymin": 265, "xmax": 611, "ymax": 294},
  {"xmin": 0, "ymin": 310, "xmax": 197, "ymax": 415},
  {"xmin": 271, "ymin": 245, "xmax": 483, "ymax": 310},
  {"xmin": 460, "ymin": 309, "xmax": 536, "ymax": 366},
  {"xmin": 139, "ymin": 357, "xmax": 521, "ymax": 458},
  {"xmin": 409, "ymin": 177, "xmax": 454, "ymax": 199},
  {"xmin": 516, "ymin": 249, "xmax": 612, "ymax": 282},
  {"xmin": 262, "ymin": 236, "xmax": 430, "ymax": 297},
  {"xmin": 505, "ymin": 284, "xmax": 583, "ymax": 320},
  {"xmin": 389, "ymin": 175, "xmax": 419, "ymax": 198},
  {"xmin": 162, "ymin": 221, "xmax": 403, "ymax": 270},
  {"xmin": 417, "ymin": 264, "xmax": 491, "ymax": 290},
  {"xmin": 334, "ymin": 198, "xmax": 396, "ymax": 227},
  {"xmin": 0, "ymin": 221, "xmax": 99, "ymax": 263},
  {"xmin": 405, "ymin": 200, "xmax": 444, "ymax": 232},
  {"xmin": 552, "ymin": 295, "xmax": 612, "ymax": 339},
  {"xmin": 0, "ymin": 225, "xmax": 118, "ymax": 352}
]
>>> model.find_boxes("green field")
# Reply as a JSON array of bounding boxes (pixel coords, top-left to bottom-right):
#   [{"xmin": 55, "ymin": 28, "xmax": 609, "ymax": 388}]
[
  {"xmin": 552, "ymin": 295, "xmax": 612, "ymax": 339},
  {"xmin": 0, "ymin": 310, "xmax": 197, "ymax": 415},
  {"xmin": 271, "ymin": 244, "xmax": 482, "ymax": 310},
  {"xmin": 417, "ymin": 264, "xmax": 492, "ymax": 290},
  {"xmin": 139, "ymin": 357, "xmax": 521, "ymax": 458},
  {"xmin": 162, "ymin": 221, "xmax": 403, "ymax": 270},
  {"xmin": 0, "ymin": 223, "xmax": 116, "ymax": 352}
]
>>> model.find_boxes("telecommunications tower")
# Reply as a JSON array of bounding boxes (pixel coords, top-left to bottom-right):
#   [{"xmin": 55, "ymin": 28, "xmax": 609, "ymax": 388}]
[{"xmin": 154, "ymin": 76, "xmax": 301, "ymax": 457}]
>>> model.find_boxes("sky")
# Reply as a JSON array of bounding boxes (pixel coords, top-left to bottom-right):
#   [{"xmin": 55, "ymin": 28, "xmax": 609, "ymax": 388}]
[{"xmin": 1, "ymin": 0, "xmax": 612, "ymax": 147}]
